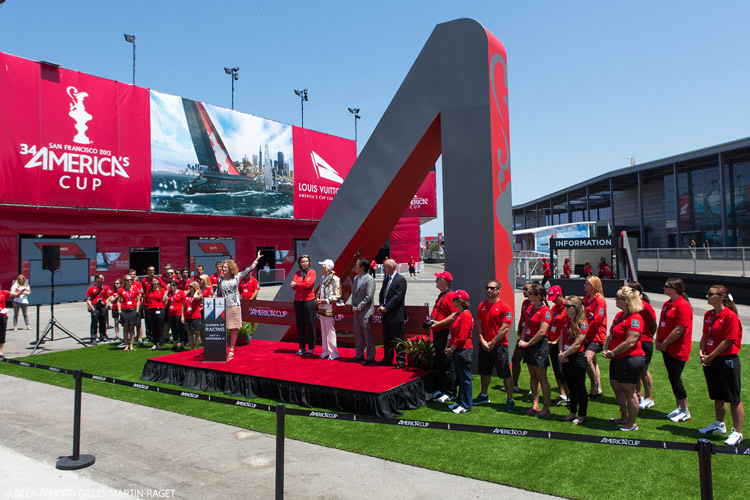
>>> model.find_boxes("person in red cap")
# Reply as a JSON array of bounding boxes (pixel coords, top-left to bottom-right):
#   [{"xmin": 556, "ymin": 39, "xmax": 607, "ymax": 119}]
[
  {"xmin": 428, "ymin": 270, "xmax": 458, "ymax": 403},
  {"xmin": 563, "ymin": 258, "xmax": 571, "ymax": 279},
  {"xmin": 445, "ymin": 289, "xmax": 474, "ymax": 414},
  {"xmin": 547, "ymin": 285, "xmax": 569, "ymax": 406},
  {"xmin": 541, "ymin": 258, "xmax": 552, "ymax": 288}
]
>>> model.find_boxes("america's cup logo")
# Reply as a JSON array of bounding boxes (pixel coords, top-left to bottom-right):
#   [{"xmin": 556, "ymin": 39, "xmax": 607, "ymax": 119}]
[{"xmin": 67, "ymin": 86, "xmax": 93, "ymax": 145}]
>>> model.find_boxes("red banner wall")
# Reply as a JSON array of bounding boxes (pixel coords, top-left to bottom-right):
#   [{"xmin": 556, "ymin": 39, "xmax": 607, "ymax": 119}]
[
  {"xmin": 0, "ymin": 53, "xmax": 151, "ymax": 210},
  {"xmin": 402, "ymin": 171, "xmax": 437, "ymax": 217},
  {"xmin": 390, "ymin": 217, "xmax": 421, "ymax": 264},
  {"xmin": 292, "ymin": 126, "xmax": 357, "ymax": 220}
]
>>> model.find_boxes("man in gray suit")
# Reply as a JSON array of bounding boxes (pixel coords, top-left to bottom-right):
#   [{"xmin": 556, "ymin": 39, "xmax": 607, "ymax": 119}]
[{"xmin": 351, "ymin": 257, "xmax": 376, "ymax": 365}]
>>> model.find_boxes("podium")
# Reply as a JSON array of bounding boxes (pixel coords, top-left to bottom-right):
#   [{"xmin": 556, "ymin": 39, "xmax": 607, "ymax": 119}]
[{"xmin": 203, "ymin": 297, "xmax": 227, "ymax": 362}]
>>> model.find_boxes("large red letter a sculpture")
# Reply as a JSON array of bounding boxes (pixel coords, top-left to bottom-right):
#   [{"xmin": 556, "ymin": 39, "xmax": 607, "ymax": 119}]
[{"xmin": 257, "ymin": 18, "xmax": 514, "ymax": 340}]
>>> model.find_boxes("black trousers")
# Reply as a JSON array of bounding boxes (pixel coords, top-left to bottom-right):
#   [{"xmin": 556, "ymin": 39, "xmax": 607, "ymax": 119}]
[
  {"xmin": 663, "ymin": 351, "xmax": 688, "ymax": 400},
  {"xmin": 146, "ymin": 308, "xmax": 166, "ymax": 345},
  {"xmin": 89, "ymin": 304, "xmax": 108, "ymax": 340},
  {"xmin": 432, "ymin": 329, "xmax": 456, "ymax": 395},
  {"xmin": 168, "ymin": 315, "xmax": 186, "ymax": 344},
  {"xmin": 562, "ymin": 352, "xmax": 588, "ymax": 416},
  {"xmin": 294, "ymin": 299, "xmax": 317, "ymax": 351},
  {"xmin": 382, "ymin": 320, "xmax": 405, "ymax": 364}
]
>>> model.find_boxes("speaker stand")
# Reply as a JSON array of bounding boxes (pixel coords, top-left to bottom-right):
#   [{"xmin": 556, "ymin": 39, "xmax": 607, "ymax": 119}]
[{"xmin": 32, "ymin": 270, "xmax": 88, "ymax": 355}]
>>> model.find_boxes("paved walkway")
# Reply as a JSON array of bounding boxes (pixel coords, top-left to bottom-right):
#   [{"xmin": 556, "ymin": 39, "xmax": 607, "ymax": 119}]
[{"xmin": 0, "ymin": 375, "xmax": 557, "ymax": 500}]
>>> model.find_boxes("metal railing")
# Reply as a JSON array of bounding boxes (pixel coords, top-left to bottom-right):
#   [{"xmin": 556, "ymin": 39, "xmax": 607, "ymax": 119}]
[
  {"xmin": 258, "ymin": 268, "xmax": 287, "ymax": 285},
  {"xmin": 637, "ymin": 247, "xmax": 749, "ymax": 277}
]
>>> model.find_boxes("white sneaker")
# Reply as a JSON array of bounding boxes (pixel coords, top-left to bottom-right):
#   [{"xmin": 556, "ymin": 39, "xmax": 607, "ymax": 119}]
[
  {"xmin": 448, "ymin": 403, "xmax": 459, "ymax": 410},
  {"xmin": 666, "ymin": 407, "xmax": 682, "ymax": 420},
  {"xmin": 668, "ymin": 410, "xmax": 691, "ymax": 422},
  {"xmin": 437, "ymin": 394, "xmax": 455, "ymax": 403},
  {"xmin": 452, "ymin": 405, "xmax": 468, "ymax": 414},
  {"xmin": 725, "ymin": 429, "xmax": 744, "ymax": 446},
  {"xmin": 639, "ymin": 398, "xmax": 655, "ymax": 410},
  {"xmin": 699, "ymin": 421, "xmax": 727, "ymax": 435}
]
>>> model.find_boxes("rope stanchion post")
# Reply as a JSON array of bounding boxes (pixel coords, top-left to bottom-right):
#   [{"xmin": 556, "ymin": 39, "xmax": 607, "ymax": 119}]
[
  {"xmin": 30, "ymin": 304, "xmax": 45, "ymax": 345},
  {"xmin": 697, "ymin": 438, "xmax": 715, "ymax": 500},
  {"xmin": 276, "ymin": 403, "xmax": 286, "ymax": 500},
  {"xmin": 56, "ymin": 369, "xmax": 95, "ymax": 470}
]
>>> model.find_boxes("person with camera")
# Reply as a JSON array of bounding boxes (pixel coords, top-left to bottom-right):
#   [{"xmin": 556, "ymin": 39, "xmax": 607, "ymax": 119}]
[
  {"xmin": 445, "ymin": 290, "xmax": 474, "ymax": 414},
  {"xmin": 86, "ymin": 274, "xmax": 112, "ymax": 344},
  {"xmin": 427, "ymin": 271, "xmax": 458, "ymax": 403}
]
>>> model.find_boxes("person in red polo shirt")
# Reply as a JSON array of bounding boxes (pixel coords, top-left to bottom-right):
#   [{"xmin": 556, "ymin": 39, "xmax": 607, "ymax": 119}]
[
  {"xmin": 240, "ymin": 272, "xmax": 259, "ymax": 300},
  {"xmin": 428, "ymin": 271, "xmax": 458, "ymax": 403},
  {"xmin": 0, "ymin": 284, "xmax": 11, "ymax": 358},
  {"xmin": 473, "ymin": 279, "xmax": 515, "ymax": 411},
  {"xmin": 86, "ymin": 274, "xmax": 111, "ymax": 344},
  {"xmin": 541, "ymin": 258, "xmax": 551, "ymax": 287},
  {"xmin": 445, "ymin": 290, "xmax": 474, "ymax": 414},
  {"xmin": 291, "ymin": 255, "xmax": 317, "ymax": 356},
  {"xmin": 603, "ymin": 287, "xmax": 646, "ymax": 432},
  {"xmin": 583, "ymin": 276, "xmax": 607, "ymax": 399},
  {"xmin": 656, "ymin": 278, "xmax": 693, "ymax": 423},
  {"xmin": 699, "ymin": 285, "xmax": 744, "ymax": 446},
  {"xmin": 547, "ymin": 285, "xmax": 569, "ymax": 406},
  {"xmin": 517, "ymin": 283, "xmax": 553, "ymax": 417},
  {"xmin": 164, "ymin": 279, "xmax": 186, "ymax": 351},
  {"xmin": 562, "ymin": 258, "xmax": 571, "ymax": 279},
  {"xmin": 210, "ymin": 261, "xmax": 222, "ymax": 292},
  {"xmin": 628, "ymin": 282, "xmax": 658, "ymax": 410}
]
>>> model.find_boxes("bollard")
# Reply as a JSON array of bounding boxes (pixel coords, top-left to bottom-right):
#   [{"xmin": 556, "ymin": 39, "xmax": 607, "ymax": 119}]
[
  {"xmin": 56, "ymin": 369, "xmax": 95, "ymax": 470},
  {"xmin": 276, "ymin": 403, "xmax": 286, "ymax": 500},
  {"xmin": 30, "ymin": 304, "xmax": 44, "ymax": 345},
  {"xmin": 696, "ymin": 438, "xmax": 714, "ymax": 500}
]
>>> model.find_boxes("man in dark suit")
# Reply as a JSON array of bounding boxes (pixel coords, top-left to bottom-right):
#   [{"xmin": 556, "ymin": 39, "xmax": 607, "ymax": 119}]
[
  {"xmin": 378, "ymin": 259, "xmax": 407, "ymax": 368},
  {"xmin": 351, "ymin": 257, "xmax": 376, "ymax": 364}
]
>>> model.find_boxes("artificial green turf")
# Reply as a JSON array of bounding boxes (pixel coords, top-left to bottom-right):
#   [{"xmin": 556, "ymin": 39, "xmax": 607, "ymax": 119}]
[{"xmin": 2, "ymin": 343, "xmax": 748, "ymax": 500}]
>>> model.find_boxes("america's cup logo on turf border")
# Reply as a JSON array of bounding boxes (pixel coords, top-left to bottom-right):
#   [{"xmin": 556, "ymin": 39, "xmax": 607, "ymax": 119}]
[
  {"xmin": 67, "ymin": 86, "xmax": 93, "ymax": 145},
  {"xmin": 310, "ymin": 151, "xmax": 343, "ymax": 184}
]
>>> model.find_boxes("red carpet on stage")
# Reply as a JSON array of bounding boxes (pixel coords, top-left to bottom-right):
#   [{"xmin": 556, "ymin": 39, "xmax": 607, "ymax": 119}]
[{"xmin": 141, "ymin": 340, "xmax": 436, "ymax": 417}]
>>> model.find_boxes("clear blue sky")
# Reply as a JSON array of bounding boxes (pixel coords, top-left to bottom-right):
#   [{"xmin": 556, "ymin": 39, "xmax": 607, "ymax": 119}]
[{"xmin": 2, "ymin": 1, "xmax": 749, "ymax": 236}]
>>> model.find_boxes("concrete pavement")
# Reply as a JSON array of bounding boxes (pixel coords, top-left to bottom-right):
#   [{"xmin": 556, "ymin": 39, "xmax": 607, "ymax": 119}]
[{"xmin": 0, "ymin": 375, "xmax": 558, "ymax": 500}]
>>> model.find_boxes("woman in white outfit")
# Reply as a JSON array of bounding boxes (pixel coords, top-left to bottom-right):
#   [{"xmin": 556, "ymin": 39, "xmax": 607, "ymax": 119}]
[
  {"xmin": 317, "ymin": 259, "xmax": 341, "ymax": 360},
  {"xmin": 11, "ymin": 274, "xmax": 31, "ymax": 331}
]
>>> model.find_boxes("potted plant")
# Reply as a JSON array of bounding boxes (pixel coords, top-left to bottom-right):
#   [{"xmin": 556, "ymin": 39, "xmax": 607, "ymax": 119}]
[
  {"xmin": 236, "ymin": 321, "xmax": 255, "ymax": 346},
  {"xmin": 394, "ymin": 336, "xmax": 435, "ymax": 369}
]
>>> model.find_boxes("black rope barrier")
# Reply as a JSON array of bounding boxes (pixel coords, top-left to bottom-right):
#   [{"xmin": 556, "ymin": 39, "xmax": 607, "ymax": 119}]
[
  {"xmin": 2, "ymin": 357, "xmax": 748, "ymax": 499},
  {"xmin": 2, "ymin": 357, "xmax": 747, "ymax": 455}
]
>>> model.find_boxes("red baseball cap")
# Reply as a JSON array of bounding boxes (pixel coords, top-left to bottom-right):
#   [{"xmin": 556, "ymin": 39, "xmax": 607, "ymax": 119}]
[
  {"xmin": 564, "ymin": 258, "xmax": 570, "ymax": 262},
  {"xmin": 453, "ymin": 289, "xmax": 469, "ymax": 301},
  {"xmin": 547, "ymin": 285, "xmax": 563, "ymax": 301},
  {"xmin": 434, "ymin": 271, "xmax": 453, "ymax": 283}
]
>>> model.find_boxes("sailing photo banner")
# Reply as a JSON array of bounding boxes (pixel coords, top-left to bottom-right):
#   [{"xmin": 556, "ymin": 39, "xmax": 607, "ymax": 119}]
[{"xmin": 0, "ymin": 52, "xmax": 356, "ymax": 221}]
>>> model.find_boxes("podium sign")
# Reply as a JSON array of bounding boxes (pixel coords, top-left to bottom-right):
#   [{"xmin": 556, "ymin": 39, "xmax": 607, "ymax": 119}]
[{"xmin": 203, "ymin": 297, "xmax": 227, "ymax": 362}]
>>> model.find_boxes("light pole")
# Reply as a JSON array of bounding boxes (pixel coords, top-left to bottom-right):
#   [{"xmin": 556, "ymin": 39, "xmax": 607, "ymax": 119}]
[
  {"xmin": 123, "ymin": 34, "xmax": 135, "ymax": 85},
  {"xmin": 224, "ymin": 67, "xmax": 239, "ymax": 110},
  {"xmin": 294, "ymin": 89, "xmax": 308, "ymax": 127},
  {"xmin": 348, "ymin": 107, "xmax": 360, "ymax": 144}
]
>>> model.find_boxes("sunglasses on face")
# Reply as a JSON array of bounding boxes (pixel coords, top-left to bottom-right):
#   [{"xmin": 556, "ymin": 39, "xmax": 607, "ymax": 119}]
[
  {"xmin": 486, "ymin": 286, "xmax": 498, "ymax": 290},
  {"xmin": 565, "ymin": 304, "xmax": 576, "ymax": 309},
  {"xmin": 663, "ymin": 285, "xmax": 674, "ymax": 289},
  {"xmin": 706, "ymin": 292, "xmax": 718, "ymax": 297}
]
